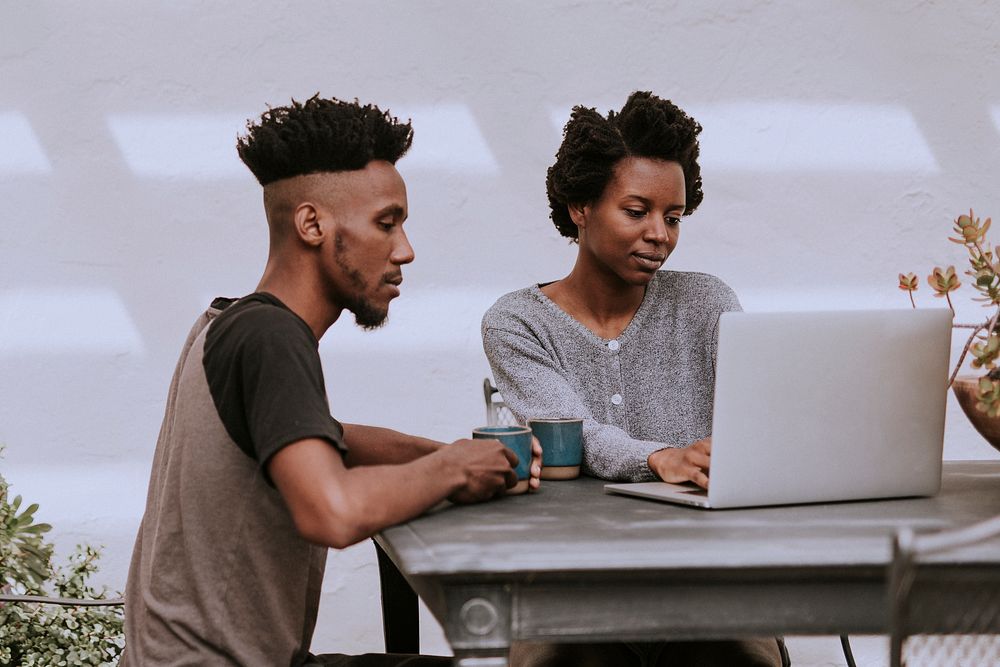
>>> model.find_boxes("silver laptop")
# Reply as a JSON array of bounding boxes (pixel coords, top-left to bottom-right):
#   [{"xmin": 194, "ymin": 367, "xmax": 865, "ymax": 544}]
[{"xmin": 605, "ymin": 308, "xmax": 952, "ymax": 509}]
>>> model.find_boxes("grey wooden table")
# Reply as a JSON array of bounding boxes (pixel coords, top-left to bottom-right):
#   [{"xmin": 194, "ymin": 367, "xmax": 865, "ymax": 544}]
[{"xmin": 376, "ymin": 461, "xmax": 1000, "ymax": 666}]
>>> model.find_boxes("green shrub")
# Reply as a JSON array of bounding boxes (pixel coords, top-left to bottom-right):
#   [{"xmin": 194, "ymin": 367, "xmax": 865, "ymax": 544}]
[{"xmin": 0, "ymin": 448, "xmax": 124, "ymax": 665}]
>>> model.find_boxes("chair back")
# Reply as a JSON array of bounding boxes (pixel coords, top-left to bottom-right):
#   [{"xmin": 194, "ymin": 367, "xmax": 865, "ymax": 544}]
[
  {"xmin": 482, "ymin": 378, "xmax": 519, "ymax": 426},
  {"xmin": 889, "ymin": 515, "xmax": 1000, "ymax": 666}
]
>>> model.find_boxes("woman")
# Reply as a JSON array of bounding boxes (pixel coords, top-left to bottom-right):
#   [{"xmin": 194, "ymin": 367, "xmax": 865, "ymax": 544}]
[{"xmin": 481, "ymin": 91, "xmax": 786, "ymax": 667}]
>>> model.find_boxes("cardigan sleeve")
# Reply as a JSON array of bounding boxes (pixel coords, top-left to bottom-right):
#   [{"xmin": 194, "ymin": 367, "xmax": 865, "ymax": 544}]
[{"xmin": 482, "ymin": 324, "xmax": 668, "ymax": 482}]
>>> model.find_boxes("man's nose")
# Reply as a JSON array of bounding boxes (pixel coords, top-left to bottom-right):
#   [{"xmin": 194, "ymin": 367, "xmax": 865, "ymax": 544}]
[{"xmin": 392, "ymin": 229, "xmax": 415, "ymax": 265}]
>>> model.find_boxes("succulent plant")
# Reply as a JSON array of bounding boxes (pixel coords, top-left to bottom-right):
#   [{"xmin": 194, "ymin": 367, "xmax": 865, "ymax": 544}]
[{"xmin": 900, "ymin": 209, "xmax": 1000, "ymax": 414}]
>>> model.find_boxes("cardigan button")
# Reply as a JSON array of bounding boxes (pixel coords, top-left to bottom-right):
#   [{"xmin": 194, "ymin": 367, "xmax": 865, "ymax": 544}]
[
  {"xmin": 611, "ymin": 393, "xmax": 623, "ymax": 405},
  {"xmin": 608, "ymin": 340, "xmax": 620, "ymax": 352}
]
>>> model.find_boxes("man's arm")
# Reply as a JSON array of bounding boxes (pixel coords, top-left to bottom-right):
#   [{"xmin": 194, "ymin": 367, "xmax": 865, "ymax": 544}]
[
  {"xmin": 268, "ymin": 436, "xmax": 518, "ymax": 549},
  {"xmin": 340, "ymin": 423, "xmax": 442, "ymax": 466},
  {"xmin": 340, "ymin": 423, "xmax": 544, "ymax": 490}
]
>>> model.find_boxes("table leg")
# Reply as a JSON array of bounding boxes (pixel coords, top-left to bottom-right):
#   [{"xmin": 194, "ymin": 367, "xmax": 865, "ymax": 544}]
[
  {"xmin": 444, "ymin": 586, "xmax": 512, "ymax": 667},
  {"xmin": 374, "ymin": 539, "xmax": 420, "ymax": 654},
  {"xmin": 451, "ymin": 650, "xmax": 509, "ymax": 667}
]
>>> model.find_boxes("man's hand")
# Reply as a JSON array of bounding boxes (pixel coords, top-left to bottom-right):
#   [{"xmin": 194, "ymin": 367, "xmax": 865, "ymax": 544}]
[
  {"xmin": 443, "ymin": 438, "xmax": 519, "ymax": 504},
  {"xmin": 647, "ymin": 438, "xmax": 711, "ymax": 489}
]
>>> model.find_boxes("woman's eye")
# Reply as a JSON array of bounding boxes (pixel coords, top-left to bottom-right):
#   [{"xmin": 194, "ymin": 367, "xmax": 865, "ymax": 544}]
[
  {"xmin": 665, "ymin": 216, "xmax": 681, "ymax": 226},
  {"xmin": 625, "ymin": 209, "xmax": 645, "ymax": 218}
]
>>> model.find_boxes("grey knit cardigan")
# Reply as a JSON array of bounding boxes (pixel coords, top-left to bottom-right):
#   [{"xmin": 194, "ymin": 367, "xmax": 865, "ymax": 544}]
[{"xmin": 481, "ymin": 270, "xmax": 742, "ymax": 482}]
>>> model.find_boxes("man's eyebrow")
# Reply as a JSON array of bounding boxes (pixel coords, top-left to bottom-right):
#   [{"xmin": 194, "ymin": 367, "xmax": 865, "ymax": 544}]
[{"xmin": 375, "ymin": 204, "xmax": 406, "ymax": 219}]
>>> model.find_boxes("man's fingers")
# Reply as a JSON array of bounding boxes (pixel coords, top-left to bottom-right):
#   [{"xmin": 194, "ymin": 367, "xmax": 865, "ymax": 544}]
[
  {"xmin": 692, "ymin": 469, "xmax": 710, "ymax": 489},
  {"xmin": 502, "ymin": 446, "xmax": 519, "ymax": 468}
]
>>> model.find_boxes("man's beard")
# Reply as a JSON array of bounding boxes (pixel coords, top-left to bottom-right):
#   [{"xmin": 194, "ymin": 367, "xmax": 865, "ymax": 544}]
[{"xmin": 333, "ymin": 235, "xmax": 390, "ymax": 331}]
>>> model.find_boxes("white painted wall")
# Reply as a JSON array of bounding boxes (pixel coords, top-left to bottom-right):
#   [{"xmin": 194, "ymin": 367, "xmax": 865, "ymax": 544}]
[{"xmin": 2, "ymin": 0, "xmax": 999, "ymax": 660}]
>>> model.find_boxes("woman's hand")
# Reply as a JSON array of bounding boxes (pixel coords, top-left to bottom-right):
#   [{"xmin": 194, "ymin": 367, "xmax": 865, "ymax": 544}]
[
  {"xmin": 647, "ymin": 438, "xmax": 711, "ymax": 489},
  {"xmin": 528, "ymin": 435, "xmax": 543, "ymax": 491}
]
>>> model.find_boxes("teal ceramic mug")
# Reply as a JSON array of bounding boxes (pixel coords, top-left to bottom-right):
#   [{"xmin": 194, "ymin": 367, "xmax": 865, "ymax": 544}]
[
  {"xmin": 472, "ymin": 425, "xmax": 533, "ymax": 494},
  {"xmin": 529, "ymin": 418, "xmax": 583, "ymax": 480}
]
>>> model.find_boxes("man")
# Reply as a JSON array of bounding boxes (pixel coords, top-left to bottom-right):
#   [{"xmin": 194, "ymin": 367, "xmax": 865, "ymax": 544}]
[{"xmin": 121, "ymin": 95, "xmax": 540, "ymax": 666}]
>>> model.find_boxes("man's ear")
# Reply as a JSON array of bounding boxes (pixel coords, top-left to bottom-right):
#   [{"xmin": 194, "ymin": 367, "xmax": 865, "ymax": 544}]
[
  {"xmin": 293, "ymin": 203, "xmax": 325, "ymax": 247},
  {"xmin": 567, "ymin": 202, "xmax": 588, "ymax": 231}
]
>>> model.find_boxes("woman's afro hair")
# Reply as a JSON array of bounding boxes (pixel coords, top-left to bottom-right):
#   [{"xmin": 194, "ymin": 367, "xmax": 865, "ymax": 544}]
[
  {"xmin": 237, "ymin": 94, "xmax": 413, "ymax": 186},
  {"xmin": 546, "ymin": 91, "xmax": 703, "ymax": 239}
]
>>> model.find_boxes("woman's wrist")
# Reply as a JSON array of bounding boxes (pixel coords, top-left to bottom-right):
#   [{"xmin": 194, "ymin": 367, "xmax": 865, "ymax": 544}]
[{"xmin": 646, "ymin": 447, "xmax": 672, "ymax": 479}]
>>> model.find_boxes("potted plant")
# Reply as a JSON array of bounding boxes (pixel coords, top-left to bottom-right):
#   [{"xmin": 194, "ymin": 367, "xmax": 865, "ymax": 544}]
[
  {"xmin": 898, "ymin": 209, "xmax": 1000, "ymax": 452},
  {"xmin": 0, "ymin": 447, "xmax": 124, "ymax": 666}
]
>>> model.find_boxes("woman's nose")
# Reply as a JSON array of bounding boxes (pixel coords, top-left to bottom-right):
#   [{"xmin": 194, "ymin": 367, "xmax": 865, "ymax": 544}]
[{"xmin": 645, "ymin": 216, "xmax": 669, "ymax": 243}]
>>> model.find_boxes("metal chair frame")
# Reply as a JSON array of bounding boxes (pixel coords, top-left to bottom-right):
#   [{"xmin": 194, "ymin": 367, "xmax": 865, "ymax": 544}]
[
  {"xmin": 483, "ymin": 378, "xmax": 519, "ymax": 426},
  {"xmin": 0, "ymin": 593, "xmax": 124, "ymax": 607},
  {"xmin": 889, "ymin": 514, "xmax": 1000, "ymax": 667}
]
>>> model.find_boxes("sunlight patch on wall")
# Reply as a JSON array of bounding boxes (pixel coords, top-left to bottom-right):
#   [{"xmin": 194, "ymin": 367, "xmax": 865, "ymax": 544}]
[
  {"xmin": 106, "ymin": 113, "xmax": 252, "ymax": 179},
  {"xmin": 691, "ymin": 102, "xmax": 939, "ymax": 172},
  {"xmin": 0, "ymin": 287, "xmax": 145, "ymax": 355},
  {"xmin": 394, "ymin": 104, "xmax": 499, "ymax": 174},
  {"xmin": 991, "ymin": 105, "xmax": 1000, "ymax": 139},
  {"xmin": 0, "ymin": 111, "xmax": 52, "ymax": 174},
  {"xmin": 550, "ymin": 101, "xmax": 939, "ymax": 172}
]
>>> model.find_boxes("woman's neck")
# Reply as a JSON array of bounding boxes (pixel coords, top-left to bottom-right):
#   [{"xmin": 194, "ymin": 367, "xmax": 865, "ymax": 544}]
[{"xmin": 541, "ymin": 261, "xmax": 648, "ymax": 340}]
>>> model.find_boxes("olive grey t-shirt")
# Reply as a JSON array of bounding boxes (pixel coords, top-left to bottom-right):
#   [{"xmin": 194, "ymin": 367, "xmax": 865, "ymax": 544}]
[
  {"xmin": 482, "ymin": 271, "xmax": 741, "ymax": 482},
  {"xmin": 122, "ymin": 294, "xmax": 345, "ymax": 666}
]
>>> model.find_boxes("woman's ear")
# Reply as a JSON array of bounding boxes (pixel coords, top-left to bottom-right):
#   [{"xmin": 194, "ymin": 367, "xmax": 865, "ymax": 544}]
[
  {"xmin": 293, "ymin": 202, "xmax": 325, "ymax": 247},
  {"xmin": 567, "ymin": 202, "xmax": 588, "ymax": 230}
]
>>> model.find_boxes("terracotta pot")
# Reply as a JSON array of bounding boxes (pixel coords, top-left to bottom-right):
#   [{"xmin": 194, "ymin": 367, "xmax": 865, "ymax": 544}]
[{"xmin": 952, "ymin": 375, "xmax": 1000, "ymax": 453}]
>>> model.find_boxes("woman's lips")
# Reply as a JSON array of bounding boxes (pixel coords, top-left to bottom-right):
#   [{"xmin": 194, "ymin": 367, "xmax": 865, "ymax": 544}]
[{"xmin": 632, "ymin": 252, "xmax": 665, "ymax": 270}]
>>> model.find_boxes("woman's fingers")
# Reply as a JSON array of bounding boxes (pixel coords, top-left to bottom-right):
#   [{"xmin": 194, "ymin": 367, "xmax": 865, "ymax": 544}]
[
  {"xmin": 685, "ymin": 441, "xmax": 710, "ymax": 487},
  {"xmin": 687, "ymin": 449, "xmax": 711, "ymax": 470}
]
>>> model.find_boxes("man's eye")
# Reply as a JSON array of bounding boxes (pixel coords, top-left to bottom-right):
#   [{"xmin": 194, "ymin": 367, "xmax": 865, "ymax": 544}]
[
  {"xmin": 665, "ymin": 216, "xmax": 681, "ymax": 226},
  {"xmin": 378, "ymin": 222, "xmax": 395, "ymax": 231}
]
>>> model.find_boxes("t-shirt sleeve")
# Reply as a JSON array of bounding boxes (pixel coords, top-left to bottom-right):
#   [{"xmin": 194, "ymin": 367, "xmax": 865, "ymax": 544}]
[{"xmin": 203, "ymin": 306, "xmax": 345, "ymax": 470}]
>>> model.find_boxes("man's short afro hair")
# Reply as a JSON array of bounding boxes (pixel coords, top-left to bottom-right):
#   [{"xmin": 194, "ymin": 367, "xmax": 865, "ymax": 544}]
[
  {"xmin": 546, "ymin": 91, "xmax": 703, "ymax": 240},
  {"xmin": 237, "ymin": 94, "xmax": 413, "ymax": 186}
]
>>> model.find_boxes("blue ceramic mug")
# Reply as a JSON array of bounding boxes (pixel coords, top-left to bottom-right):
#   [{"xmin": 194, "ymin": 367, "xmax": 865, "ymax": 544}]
[
  {"xmin": 472, "ymin": 425, "xmax": 533, "ymax": 494},
  {"xmin": 528, "ymin": 418, "xmax": 583, "ymax": 480}
]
